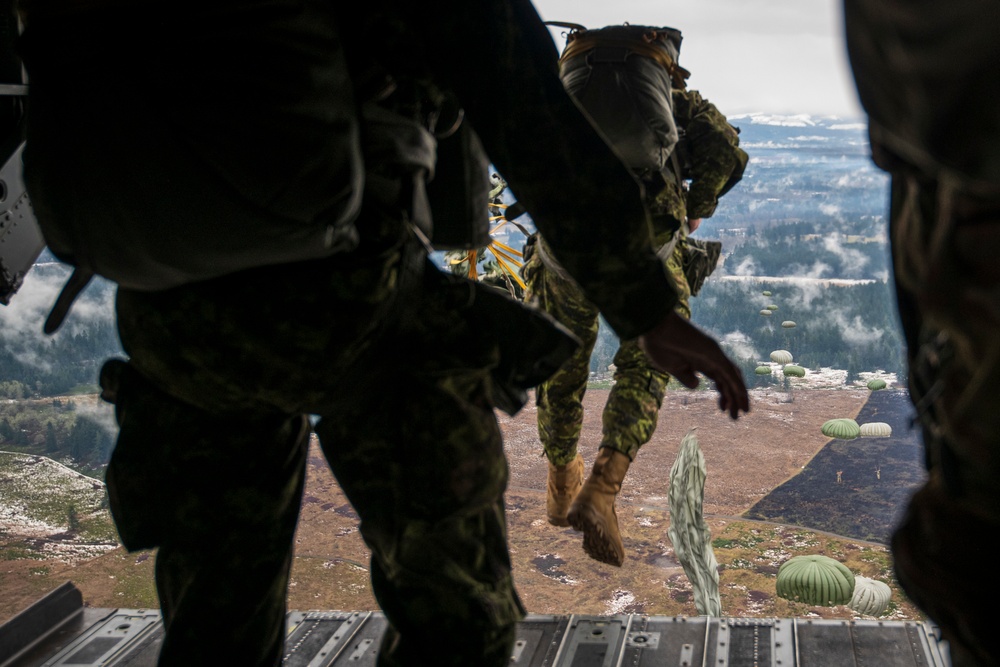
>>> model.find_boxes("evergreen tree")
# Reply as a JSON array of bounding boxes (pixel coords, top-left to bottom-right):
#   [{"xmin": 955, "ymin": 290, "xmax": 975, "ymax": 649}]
[
  {"xmin": 0, "ymin": 417, "xmax": 13, "ymax": 442},
  {"xmin": 45, "ymin": 421, "xmax": 58, "ymax": 453}
]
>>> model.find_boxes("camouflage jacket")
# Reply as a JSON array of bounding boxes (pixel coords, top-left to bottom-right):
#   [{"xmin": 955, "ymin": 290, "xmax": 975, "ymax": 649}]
[
  {"xmin": 673, "ymin": 89, "xmax": 748, "ymax": 220},
  {"xmin": 646, "ymin": 89, "xmax": 747, "ymax": 236}
]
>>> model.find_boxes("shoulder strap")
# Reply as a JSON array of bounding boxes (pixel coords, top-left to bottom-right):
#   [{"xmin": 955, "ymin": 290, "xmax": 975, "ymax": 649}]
[{"xmin": 44, "ymin": 267, "xmax": 93, "ymax": 334}]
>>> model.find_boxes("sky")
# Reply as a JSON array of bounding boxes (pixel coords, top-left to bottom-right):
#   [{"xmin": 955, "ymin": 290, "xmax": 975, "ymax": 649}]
[{"xmin": 531, "ymin": 0, "xmax": 864, "ymax": 118}]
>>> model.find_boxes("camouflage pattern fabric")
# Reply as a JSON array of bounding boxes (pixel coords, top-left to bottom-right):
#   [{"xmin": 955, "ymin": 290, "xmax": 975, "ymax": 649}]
[
  {"xmin": 524, "ymin": 87, "xmax": 740, "ymax": 468},
  {"xmin": 671, "ymin": 89, "xmax": 748, "ymax": 220},
  {"xmin": 844, "ymin": 1, "xmax": 1000, "ymax": 664},
  {"xmin": 100, "ymin": 360, "xmax": 310, "ymax": 667},
  {"xmin": 110, "ymin": 227, "xmax": 526, "ymax": 666},
  {"xmin": 882, "ymin": 170, "xmax": 1000, "ymax": 667},
  {"xmin": 524, "ymin": 234, "xmax": 690, "ymax": 465}
]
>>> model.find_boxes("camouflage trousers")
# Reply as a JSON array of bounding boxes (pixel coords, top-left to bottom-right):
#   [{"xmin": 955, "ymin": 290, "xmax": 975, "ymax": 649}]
[
  {"xmin": 887, "ymin": 173, "xmax": 1000, "ymax": 666},
  {"xmin": 522, "ymin": 234, "xmax": 691, "ymax": 465},
  {"xmin": 103, "ymin": 238, "xmax": 525, "ymax": 667}
]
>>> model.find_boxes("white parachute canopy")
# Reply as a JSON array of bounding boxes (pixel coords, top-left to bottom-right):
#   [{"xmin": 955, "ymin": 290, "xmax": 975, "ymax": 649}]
[
  {"xmin": 859, "ymin": 422, "xmax": 893, "ymax": 437},
  {"xmin": 770, "ymin": 350, "xmax": 793, "ymax": 364},
  {"xmin": 849, "ymin": 576, "xmax": 892, "ymax": 616}
]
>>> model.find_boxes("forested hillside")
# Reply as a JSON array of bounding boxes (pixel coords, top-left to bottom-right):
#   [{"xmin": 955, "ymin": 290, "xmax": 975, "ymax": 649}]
[
  {"xmin": 0, "ymin": 260, "xmax": 121, "ymax": 399},
  {"xmin": 0, "ymin": 116, "xmax": 903, "ymax": 411},
  {"xmin": 694, "ymin": 277, "xmax": 904, "ymax": 382}
]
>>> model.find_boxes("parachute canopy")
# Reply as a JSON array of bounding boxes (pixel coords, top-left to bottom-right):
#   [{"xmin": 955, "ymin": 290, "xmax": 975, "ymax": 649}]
[
  {"xmin": 760, "ymin": 309, "xmax": 773, "ymax": 316},
  {"xmin": 849, "ymin": 576, "xmax": 892, "ymax": 617},
  {"xmin": 766, "ymin": 304, "xmax": 779, "ymax": 311},
  {"xmin": 783, "ymin": 365, "xmax": 806, "ymax": 377},
  {"xmin": 821, "ymin": 418, "xmax": 861, "ymax": 440},
  {"xmin": 755, "ymin": 366, "xmax": 772, "ymax": 375},
  {"xmin": 867, "ymin": 378, "xmax": 887, "ymax": 390},
  {"xmin": 781, "ymin": 321, "xmax": 796, "ymax": 328},
  {"xmin": 762, "ymin": 290, "xmax": 772, "ymax": 296},
  {"xmin": 770, "ymin": 350, "xmax": 793, "ymax": 364},
  {"xmin": 776, "ymin": 555, "xmax": 855, "ymax": 606},
  {"xmin": 859, "ymin": 422, "xmax": 892, "ymax": 437}
]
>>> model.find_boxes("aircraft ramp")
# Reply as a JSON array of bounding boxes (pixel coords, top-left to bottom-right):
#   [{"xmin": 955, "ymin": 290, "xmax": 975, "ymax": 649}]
[{"xmin": 1, "ymin": 582, "xmax": 951, "ymax": 667}]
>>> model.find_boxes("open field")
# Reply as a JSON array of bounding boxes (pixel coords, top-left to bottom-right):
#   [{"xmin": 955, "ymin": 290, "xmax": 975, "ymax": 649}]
[{"xmin": 1, "ymin": 387, "xmax": 927, "ymax": 624}]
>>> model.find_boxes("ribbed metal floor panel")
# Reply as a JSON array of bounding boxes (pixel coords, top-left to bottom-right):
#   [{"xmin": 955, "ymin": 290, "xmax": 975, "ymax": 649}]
[{"xmin": 1, "ymin": 584, "xmax": 953, "ymax": 667}]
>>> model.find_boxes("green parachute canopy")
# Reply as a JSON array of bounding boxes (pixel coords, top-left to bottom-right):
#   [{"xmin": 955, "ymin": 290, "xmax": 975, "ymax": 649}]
[
  {"xmin": 767, "ymin": 304, "xmax": 779, "ymax": 311},
  {"xmin": 783, "ymin": 365, "xmax": 806, "ymax": 377},
  {"xmin": 755, "ymin": 366, "xmax": 772, "ymax": 375},
  {"xmin": 770, "ymin": 350, "xmax": 793, "ymax": 364},
  {"xmin": 762, "ymin": 290, "xmax": 772, "ymax": 296},
  {"xmin": 849, "ymin": 577, "xmax": 892, "ymax": 617},
  {"xmin": 859, "ymin": 422, "xmax": 892, "ymax": 437},
  {"xmin": 821, "ymin": 418, "xmax": 861, "ymax": 440},
  {"xmin": 781, "ymin": 320, "xmax": 796, "ymax": 328},
  {"xmin": 760, "ymin": 309, "xmax": 773, "ymax": 316},
  {"xmin": 776, "ymin": 555, "xmax": 855, "ymax": 606},
  {"xmin": 867, "ymin": 378, "xmax": 887, "ymax": 390}
]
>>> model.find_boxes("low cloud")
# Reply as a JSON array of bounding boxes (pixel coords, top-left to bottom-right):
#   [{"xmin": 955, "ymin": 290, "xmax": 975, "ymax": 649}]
[
  {"xmin": 824, "ymin": 308, "xmax": 885, "ymax": 345},
  {"xmin": 822, "ymin": 234, "xmax": 870, "ymax": 277},
  {"xmin": 0, "ymin": 265, "xmax": 116, "ymax": 371},
  {"xmin": 720, "ymin": 330, "xmax": 758, "ymax": 360}
]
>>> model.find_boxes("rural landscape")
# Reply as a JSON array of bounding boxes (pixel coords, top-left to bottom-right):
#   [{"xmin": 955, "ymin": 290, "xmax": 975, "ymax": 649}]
[
  {"xmin": 1, "ymin": 114, "xmax": 928, "ymax": 626},
  {"xmin": 0, "ymin": 383, "xmax": 926, "ymax": 624}
]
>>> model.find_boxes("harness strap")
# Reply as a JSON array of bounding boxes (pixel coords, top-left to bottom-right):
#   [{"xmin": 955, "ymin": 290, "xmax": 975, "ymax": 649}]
[{"xmin": 44, "ymin": 267, "xmax": 93, "ymax": 334}]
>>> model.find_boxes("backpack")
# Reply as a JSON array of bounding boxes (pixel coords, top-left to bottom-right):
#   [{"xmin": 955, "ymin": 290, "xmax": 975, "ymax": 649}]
[
  {"xmin": 551, "ymin": 23, "xmax": 689, "ymax": 174},
  {"xmin": 18, "ymin": 2, "xmax": 364, "ymax": 333}
]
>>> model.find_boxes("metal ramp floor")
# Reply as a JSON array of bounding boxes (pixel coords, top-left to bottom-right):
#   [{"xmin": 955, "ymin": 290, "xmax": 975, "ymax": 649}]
[{"xmin": 1, "ymin": 583, "xmax": 952, "ymax": 667}]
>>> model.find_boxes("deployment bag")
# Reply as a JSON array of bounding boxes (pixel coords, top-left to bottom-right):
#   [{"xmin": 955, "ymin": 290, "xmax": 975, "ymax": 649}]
[{"xmin": 553, "ymin": 23, "xmax": 688, "ymax": 173}]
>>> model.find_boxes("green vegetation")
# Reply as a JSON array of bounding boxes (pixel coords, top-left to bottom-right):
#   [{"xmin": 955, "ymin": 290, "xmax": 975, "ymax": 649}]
[
  {"xmin": 0, "ymin": 266, "xmax": 120, "ymax": 399},
  {"xmin": 1, "ymin": 542, "xmax": 46, "ymax": 561},
  {"xmin": 0, "ymin": 398, "xmax": 116, "ymax": 472},
  {"xmin": 0, "ymin": 451, "xmax": 115, "ymax": 543},
  {"xmin": 723, "ymin": 220, "xmax": 887, "ymax": 281},
  {"xmin": 694, "ymin": 278, "xmax": 905, "ymax": 384}
]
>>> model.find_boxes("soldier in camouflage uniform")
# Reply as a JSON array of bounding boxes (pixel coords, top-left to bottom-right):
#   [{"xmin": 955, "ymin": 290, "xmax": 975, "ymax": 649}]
[
  {"xmin": 844, "ymin": 2, "xmax": 1000, "ymax": 665},
  {"xmin": 20, "ymin": 1, "xmax": 749, "ymax": 666},
  {"xmin": 524, "ymin": 81, "xmax": 747, "ymax": 567}
]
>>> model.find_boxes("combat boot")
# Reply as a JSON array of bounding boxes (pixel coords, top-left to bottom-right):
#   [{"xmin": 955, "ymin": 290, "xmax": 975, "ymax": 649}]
[
  {"xmin": 567, "ymin": 447, "xmax": 631, "ymax": 566},
  {"xmin": 546, "ymin": 454, "xmax": 585, "ymax": 526}
]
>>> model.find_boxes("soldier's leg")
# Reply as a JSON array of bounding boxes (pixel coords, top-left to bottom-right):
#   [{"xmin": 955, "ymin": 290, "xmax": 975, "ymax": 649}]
[
  {"xmin": 569, "ymin": 240, "xmax": 690, "ymax": 566},
  {"xmin": 100, "ymin": 360, "xmax": 310, "ymax": 667},
  {"xmin": 602, "ymin": 238, "xmax": 690, "ymax": 459},
  {"xmin": 315, "ymin": 360, "xmax": 521, "ymax": 667},
  {"xmin": 887, "ymin": 174, "xmax": 1000, "ymax": 666},
  {"xmin": 522, "ymin": 236, "xmax": 601, "ymax": 466},
  {"xmin": 522, "ymin": 238, "xmax": 599, "ymax": 524}
]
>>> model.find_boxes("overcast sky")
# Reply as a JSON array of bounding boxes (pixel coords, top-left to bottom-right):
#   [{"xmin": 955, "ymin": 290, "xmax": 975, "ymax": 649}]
[{"xmin": 532, "ymin": 0, "xmax": 864, "ymax": 118}]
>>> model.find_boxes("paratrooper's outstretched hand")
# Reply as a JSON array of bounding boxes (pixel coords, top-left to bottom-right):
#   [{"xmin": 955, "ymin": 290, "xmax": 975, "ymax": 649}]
[{"xmin": 638, "ymin": 311, "xmax": 750, "ymax": 420}]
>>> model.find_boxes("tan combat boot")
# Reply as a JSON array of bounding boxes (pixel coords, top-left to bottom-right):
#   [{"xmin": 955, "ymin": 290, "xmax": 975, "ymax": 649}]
[
  {"xmin": 567, "ymin": 447, "xmax": 631, "ymax": 566},
  {"xmin": 546, "ymin": 454, "xmax": 585, "ymax": 526}
]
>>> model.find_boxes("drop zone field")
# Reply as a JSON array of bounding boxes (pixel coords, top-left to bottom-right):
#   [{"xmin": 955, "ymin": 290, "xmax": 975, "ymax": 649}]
[{"xmin": 0, "ymin": 387, "xmax": 927, "ymax": 623}]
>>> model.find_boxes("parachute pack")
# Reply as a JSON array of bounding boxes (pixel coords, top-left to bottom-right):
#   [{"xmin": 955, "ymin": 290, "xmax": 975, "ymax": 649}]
[
  {"xmin": 21, "ymin": 4, "xmax": 365, "ymax": 333},
  {"xmin": 551, "ymin": 22, "xmax": 690, "ymax": 176},
  {"xmin": 23, "ymin": 4, "xmax": 494, "ymax": 333}
]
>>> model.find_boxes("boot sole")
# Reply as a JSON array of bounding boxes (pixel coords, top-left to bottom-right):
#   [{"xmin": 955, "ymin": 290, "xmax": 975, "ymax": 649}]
[{"xmin": 567, "ymin": 504, "xmax": 625, "ymax": 567}]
